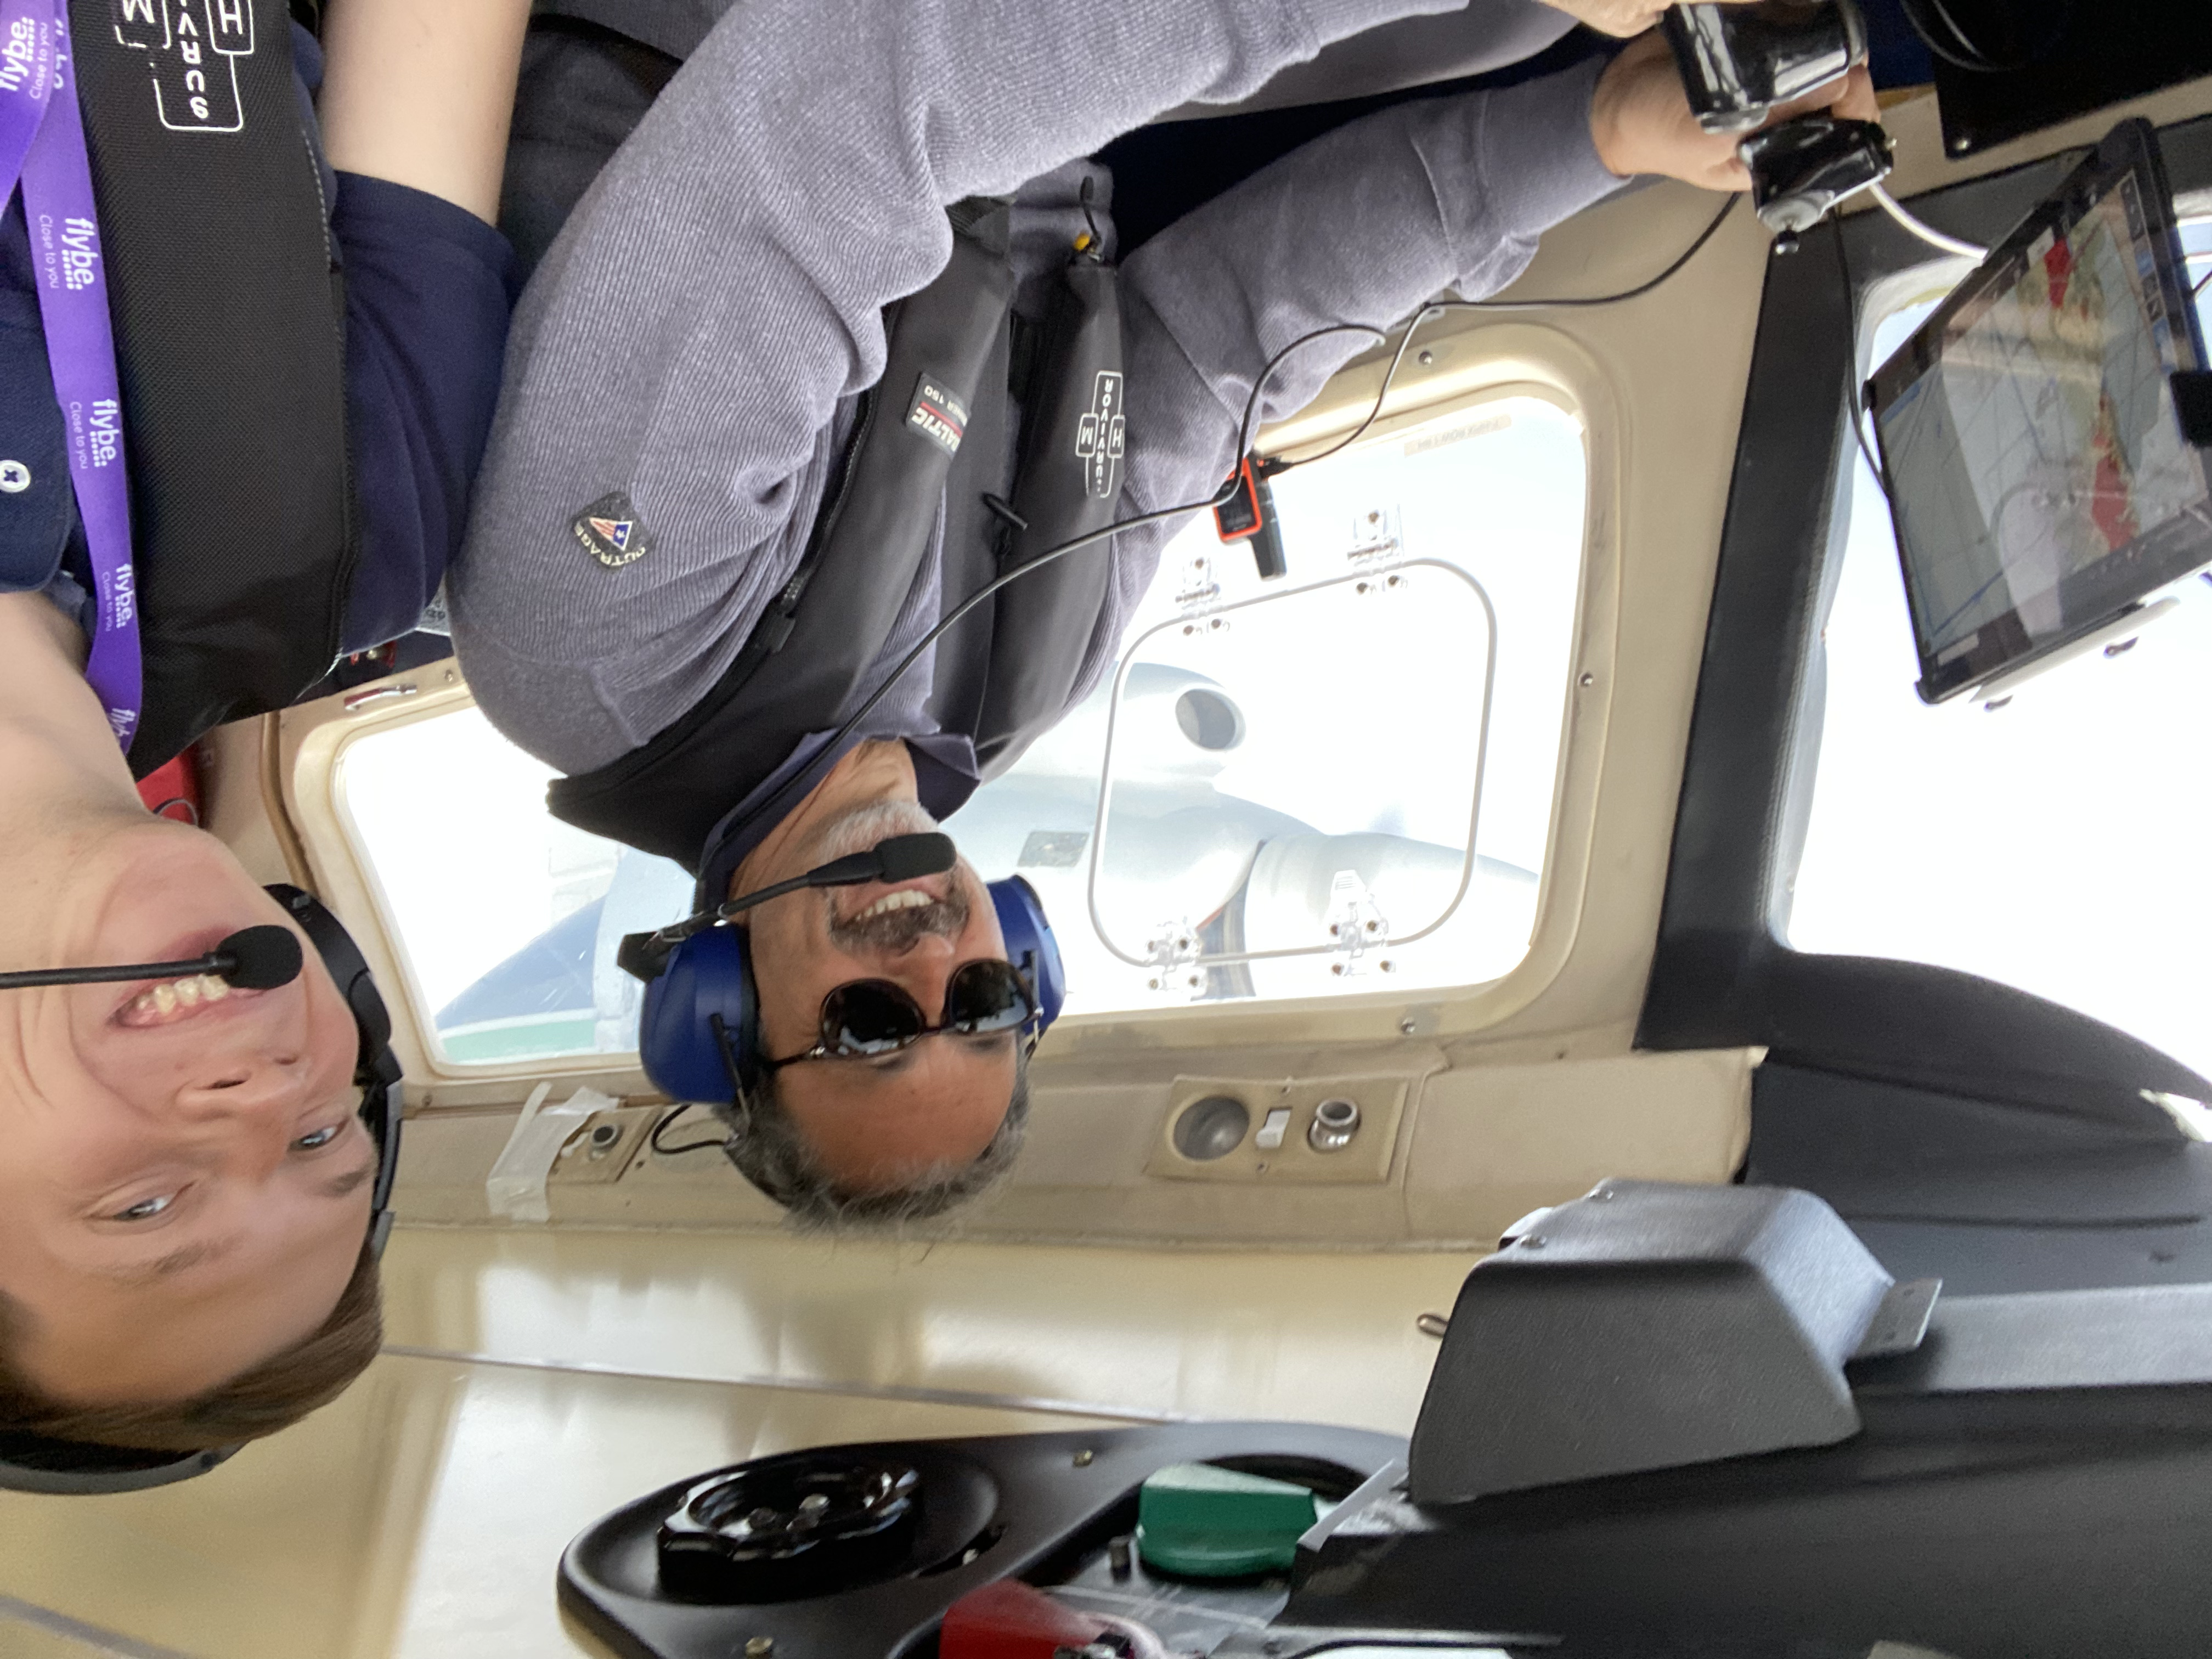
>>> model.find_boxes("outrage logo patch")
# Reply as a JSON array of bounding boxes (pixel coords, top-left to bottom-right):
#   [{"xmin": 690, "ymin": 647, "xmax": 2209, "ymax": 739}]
[
  {"xmin": 572, "ymin": 490, "xmax": 653, "ymax": 569},
  {"xmin": 906, "ymin": 374, "xmax": 968, "ymax": 458},
  {"xmin": 111, "ymin": 0, "xmax": 256, "ymax": 136}
]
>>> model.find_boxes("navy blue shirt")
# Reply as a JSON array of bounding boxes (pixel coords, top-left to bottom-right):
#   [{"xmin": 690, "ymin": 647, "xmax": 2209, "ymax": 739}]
[{"xmin": 0, "ymin": 27, "xmax": 517, "ymax": 656}]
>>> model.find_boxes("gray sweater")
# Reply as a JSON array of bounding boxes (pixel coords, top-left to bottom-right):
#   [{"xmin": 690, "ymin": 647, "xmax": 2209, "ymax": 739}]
[{"xmin": 449, "ymin": 0, "xmax": 1623, "ymax": 777}]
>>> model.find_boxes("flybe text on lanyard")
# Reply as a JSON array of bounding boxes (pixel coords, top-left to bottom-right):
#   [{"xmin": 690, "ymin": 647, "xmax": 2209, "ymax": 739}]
[{"xmin": 0, "ymin": 0, "xmax": 140, "ymax": 747}]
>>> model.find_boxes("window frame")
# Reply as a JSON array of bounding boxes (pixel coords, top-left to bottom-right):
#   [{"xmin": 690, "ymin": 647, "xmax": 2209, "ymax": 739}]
[{"xmin": 280, "ymin": 667, "xmax": 661, "ymax": 1103}]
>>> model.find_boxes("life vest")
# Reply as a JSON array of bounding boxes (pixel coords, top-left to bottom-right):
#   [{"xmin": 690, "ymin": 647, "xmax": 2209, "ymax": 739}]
[
  {"xmin": 73, "ymin": 0, "xmax": 355, "ymax": 776},
  {"xmin": 543, "ymin": 199, "xmax": 1129, "ymax": 871}
]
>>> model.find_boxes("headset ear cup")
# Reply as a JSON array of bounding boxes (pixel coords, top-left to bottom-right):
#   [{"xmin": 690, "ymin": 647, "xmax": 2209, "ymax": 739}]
[
  {"xmin": 988, "ymin": 876, "xmax": 1065, "ymax": 1035},
  {"xmin": 265, "ymin": 885, "xmax": 392, "ymax": 1067},
  {"xmin": 263, "ymin": 884, "xmax": 402, "ymax": 1254},
  {"xmin": 639, "ymin": 924, "xmax": 759, "ymax": 1103},
  {"xmin": 345, "ymin": 970, "xmax": 393, "ymax": 1053}
]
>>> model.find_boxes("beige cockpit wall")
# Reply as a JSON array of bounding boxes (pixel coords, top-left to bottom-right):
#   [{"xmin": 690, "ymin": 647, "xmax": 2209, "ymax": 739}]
[{"xmin": 204, "ymin": 77, "xmax": 2209, "ymax": 1251}]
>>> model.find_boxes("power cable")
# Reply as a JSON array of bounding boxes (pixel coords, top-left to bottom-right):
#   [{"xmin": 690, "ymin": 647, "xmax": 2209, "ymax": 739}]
[
  {"xmin": 1239, "ymin": 195, "xmax": 1742, "ymax": 472},
  {"xmin": 1831, "ymin": 225, "xmax": 1895, "ymax": 513},
  {"xmin": 651, "ymin": 1101, "xmax": 730, "ymax": 1156},
  {"xmin": 1868, "ymin": 182, "xmax": 1989, "ymax": 263}
]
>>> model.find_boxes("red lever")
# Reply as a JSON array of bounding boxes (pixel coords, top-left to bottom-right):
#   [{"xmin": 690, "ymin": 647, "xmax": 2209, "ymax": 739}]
[{"xmin": 939, "ymin": 1580, "xmax": 1113, "ymax": 1659}]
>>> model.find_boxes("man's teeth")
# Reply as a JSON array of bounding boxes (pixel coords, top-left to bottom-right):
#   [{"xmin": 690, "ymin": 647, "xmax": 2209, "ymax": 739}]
[
  {"xmin": 858, "ymin": 889, "xmax": 936, "ymax": 921},
  {"xmin": 126, "ymin": 974, "xmax": 232, "ymax": 1021}
]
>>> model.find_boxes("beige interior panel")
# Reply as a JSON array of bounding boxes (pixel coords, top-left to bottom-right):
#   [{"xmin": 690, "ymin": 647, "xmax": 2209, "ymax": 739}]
[
  {"xmin": 388, "ymin": 1042, "xmax": 1756, "ymax": 1243},
  {"xmin": 1406, "ymin": 1047, "xmax": 1757, "ymax": 1239},
  {"xmin": 375, "ymin": 1225, "xmax": 1471, "ymax": 1430},
  {"xmin": 193, "ymin": 715, "xmax": 300, "ymax": 890},
  {"xmin": 1146, "ymin": 1074, "xmax": 1410, "ymax": 1184},
  {"xmin": 0, "ymin": 1222, "xmax": 1485, "ymax": 1659},
  {"xmin": 0, "ymin": 1605, "xmax": 172, "ymax": 1659}
]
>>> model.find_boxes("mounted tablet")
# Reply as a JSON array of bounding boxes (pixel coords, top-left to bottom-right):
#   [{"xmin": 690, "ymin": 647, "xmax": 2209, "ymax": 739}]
[{"xmin": 1867, "ymin": 119, "xmax": 2212, "ymax": 705}]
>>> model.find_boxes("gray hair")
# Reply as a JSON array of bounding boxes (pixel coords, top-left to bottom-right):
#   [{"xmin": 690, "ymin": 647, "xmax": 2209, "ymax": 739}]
[{"xmin": 717, "ymin": 1046, "xmax": 1030, "ymax": 1232}]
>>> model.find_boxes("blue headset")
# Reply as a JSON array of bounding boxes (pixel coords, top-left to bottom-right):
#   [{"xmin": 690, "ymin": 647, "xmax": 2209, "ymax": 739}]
[{"xmin": 633, "ymin": 860, "xmax": 1066, "ymax": 1107}]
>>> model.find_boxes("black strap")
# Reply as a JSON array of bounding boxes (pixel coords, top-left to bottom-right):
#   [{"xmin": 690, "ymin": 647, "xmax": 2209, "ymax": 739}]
[
  {"xmin": 74, "ymin": 0, "xmax": 356, "ymax": 776},
  {"xmin": 973, "ymin": 256, "xmax": 1124, "ymax": 774}
]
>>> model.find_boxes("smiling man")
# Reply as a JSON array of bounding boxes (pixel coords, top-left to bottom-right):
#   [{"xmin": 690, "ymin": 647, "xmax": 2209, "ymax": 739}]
[
  {"xmin": 714, "ymin": 753, "xmax": 1030, "ymax": 1224},
  {"xmin": 455, "ymin": 0, "xmax": 1873, "ymax": 1224}
]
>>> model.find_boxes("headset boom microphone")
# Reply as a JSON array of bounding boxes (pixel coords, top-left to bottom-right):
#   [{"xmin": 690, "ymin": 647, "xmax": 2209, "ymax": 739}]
[
  {"xmin": 617, "ymin": 833, "xmax": 960, "ymax": 983},
  {"xmin": 0, "ymin": 923, "xmax": 306, "ymax": 993}
]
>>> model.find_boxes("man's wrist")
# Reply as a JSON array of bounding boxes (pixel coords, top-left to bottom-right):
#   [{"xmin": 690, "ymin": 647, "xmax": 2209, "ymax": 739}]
[{"xmin": 1479, "ymin": 55, "xmax": 1626, "ymax": 242}]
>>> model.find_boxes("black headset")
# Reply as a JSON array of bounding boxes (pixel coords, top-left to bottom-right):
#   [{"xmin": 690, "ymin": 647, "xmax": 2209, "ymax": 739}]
[{"xmin": 0, "ymin": 885, "xmax": 402, "ymax": 1496}]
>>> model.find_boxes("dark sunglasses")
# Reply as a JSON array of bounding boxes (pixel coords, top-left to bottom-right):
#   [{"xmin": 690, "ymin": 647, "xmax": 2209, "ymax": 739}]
[{"xmin": 764, "ymin": 959, "xmax": 1039, "ymax": 1069}]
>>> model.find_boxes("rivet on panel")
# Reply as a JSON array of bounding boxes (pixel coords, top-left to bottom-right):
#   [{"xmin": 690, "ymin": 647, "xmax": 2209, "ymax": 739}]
[{"xmin": 1073, "ymin": 1449, "xmax": 1095, "ymax": 1468}]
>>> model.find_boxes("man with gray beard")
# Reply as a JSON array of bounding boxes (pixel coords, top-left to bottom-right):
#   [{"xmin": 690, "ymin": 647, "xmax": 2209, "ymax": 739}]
[
  {"xmin": 711, "ymin": 777, "xmax": 1028, "ymax": 1228},
  {"xmin": 452, "ymin": 0, "xmax": 1874, "ymax": 1226}
]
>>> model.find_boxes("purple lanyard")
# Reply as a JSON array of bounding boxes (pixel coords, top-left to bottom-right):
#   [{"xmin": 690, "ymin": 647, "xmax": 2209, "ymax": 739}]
[{"xmin": 1, "ymin": 0, "xmax": 140, "ymax": 747}]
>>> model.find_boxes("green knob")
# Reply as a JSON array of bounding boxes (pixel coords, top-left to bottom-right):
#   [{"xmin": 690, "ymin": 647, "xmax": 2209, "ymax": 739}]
[{"xmin": 1133, "ymin": 1462, "xmax": 1320, "ymax": 1578}]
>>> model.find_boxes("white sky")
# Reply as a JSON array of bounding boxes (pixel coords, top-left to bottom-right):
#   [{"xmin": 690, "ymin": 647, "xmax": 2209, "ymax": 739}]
[{"xmin": 1790, "ymin": 234, "xmax": 2212, "ymax": 1082}]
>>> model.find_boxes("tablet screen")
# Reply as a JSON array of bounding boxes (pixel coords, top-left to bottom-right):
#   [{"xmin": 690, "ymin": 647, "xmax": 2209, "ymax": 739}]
[{"xmin": 1871, "ymin": 131, "xmax": 2212, "ymax": 700}]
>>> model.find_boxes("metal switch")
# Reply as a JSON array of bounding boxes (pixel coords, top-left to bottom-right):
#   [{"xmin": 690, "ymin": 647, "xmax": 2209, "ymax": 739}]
[{"xmin": 1255, "ymin": 1107, "xmax": 1292, "ymax": 1150}]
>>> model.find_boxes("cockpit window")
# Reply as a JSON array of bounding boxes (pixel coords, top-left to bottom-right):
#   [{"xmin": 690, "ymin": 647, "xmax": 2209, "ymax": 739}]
[
  {"xmin": 333, "ymin": 393, "xmax": 1588, "ymax": 1060},
  {"xmin": 950, "ymin": 394, "xmax": 1588, "ymax": 1016},
  {"xmin": 338, "ymin": 709, "xmax": 693, "ymax": 1065},
  {"xmin": 1785, "ymin": 220, "xmax": 2212, "ymax": 1080}
]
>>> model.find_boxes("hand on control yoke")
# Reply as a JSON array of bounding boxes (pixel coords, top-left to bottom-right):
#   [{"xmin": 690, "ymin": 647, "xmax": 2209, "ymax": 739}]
[{"xmin": 1590, "ymin": 27, "xmax": 1877, "ymax": 190}]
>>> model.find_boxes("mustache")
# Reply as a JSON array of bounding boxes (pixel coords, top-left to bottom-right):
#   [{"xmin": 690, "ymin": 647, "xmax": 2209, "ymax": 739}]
[{"xmin": 825, "ymin": 882, "xmax": 973, "ymax": 954}]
